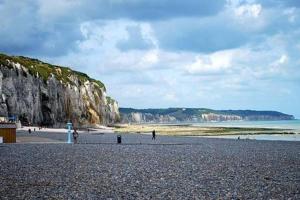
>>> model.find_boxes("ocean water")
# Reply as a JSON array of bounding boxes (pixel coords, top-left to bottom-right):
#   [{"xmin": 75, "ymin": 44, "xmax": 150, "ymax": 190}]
[
  {"xmin": 192, "ymin": 119, "xmax": 300, "ymax": 130},
  {"xmin": 201, "ymin": 134, "xmax": 300, "ymax": 142},
  {"xmin": 192, "ymin": 120, "xmax": 300, "ymax": 141}
]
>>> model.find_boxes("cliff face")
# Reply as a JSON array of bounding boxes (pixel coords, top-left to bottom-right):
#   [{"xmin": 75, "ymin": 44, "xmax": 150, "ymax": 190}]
[
  {"xmin": 201, "ymin": 113, "xmax": 242, "ymax": 121},
  {"xmin": 0, "ymin": 53, "xmax": 120, "ymax": 127},
  {"xmin": 120, "ymin": 108, "xmax": 294, "ymax": 123}
]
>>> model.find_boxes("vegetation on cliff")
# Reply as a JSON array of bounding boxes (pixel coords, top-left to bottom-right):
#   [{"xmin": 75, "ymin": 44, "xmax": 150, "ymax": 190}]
[
  {"xmin": 0, "ymin": 52, "xmax": 119, "ymax": 126},
  {"xmin": 0, "ymin": 53, "xmax": 106, "ymax": 90}
]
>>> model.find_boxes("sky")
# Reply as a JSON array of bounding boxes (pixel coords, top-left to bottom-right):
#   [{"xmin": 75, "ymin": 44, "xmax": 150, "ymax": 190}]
[{"xmin": 0, "ymin": 0, "xmax": 300, "ymax": 118}]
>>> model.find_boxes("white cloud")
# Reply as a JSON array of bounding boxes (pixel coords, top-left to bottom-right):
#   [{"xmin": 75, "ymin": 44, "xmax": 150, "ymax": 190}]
[
  {"xmin": 78, "ymin": 20, "xmax": 129, "ymax": 51},
  {"xmin": 266, "ymin": 54, "xmax": 289, "ymax": 75},
  {"xmin": 235, "ymin": 3, "xmax": 262, "ymax": 18},
  {"xmin": 283, "ymin": 7, "xmax": 297, "ymax": 23},
  {"xmin": 141, "ymin": 50, "xmax": 159, "ymax": 65},
  {"xmin": 37, "ymin": 0, "xmax": 81, "ymax": 22},
  {"xmin": 185, "ymin": 50, "xmax": 234, "ymax": 74},
  {"xmin": 278, "ymin": 54, "xmax": 289, "ymax": 64},
  {"xmin": 62, "ymin": 20, "xmax": 162, "ymax": 72},
  {"xmin": 164, "ymin": 93, "xmax": 178, "ymax": 102},
  {"xmin": 224, "ymin": 1, "xmax": 266, "ymax": 32},
  {"xmin": 3, "ymin": 0, "xmax": 298, "ymax": 116},
  {"xmin": 226, "ymin": 0, "xmax": 262, "ymax": 18},
  {"xmin": 140, "ymin": 23, "xmax": 159, "ymax": 49}
]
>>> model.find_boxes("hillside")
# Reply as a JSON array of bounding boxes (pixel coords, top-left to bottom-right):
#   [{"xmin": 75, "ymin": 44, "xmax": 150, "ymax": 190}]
[
  {"xmin": 120, "ymin": 108, "xmax": 294, "ymax": 123},
  {"xmin": 0, "ymin": 53, "xmax": 120, "ymax": 127}
]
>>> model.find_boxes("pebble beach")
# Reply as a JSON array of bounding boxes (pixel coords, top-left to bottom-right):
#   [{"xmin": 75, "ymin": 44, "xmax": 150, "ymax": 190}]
[{"xmin": 0, "ymin": 129, "xmax": 299, "ymax": 199}]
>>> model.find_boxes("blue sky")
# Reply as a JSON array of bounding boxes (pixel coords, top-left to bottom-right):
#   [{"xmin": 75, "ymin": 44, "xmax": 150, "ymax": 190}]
[{"xmin": 0, "ymin": 0, "xmax": 300, "ymax": 118}]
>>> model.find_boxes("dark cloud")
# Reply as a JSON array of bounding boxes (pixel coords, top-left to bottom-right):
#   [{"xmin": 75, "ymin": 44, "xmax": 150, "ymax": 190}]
[
  {"xmin": 153, "ymin": 17, "xmax": 250, "ymax": 53},
  {"xmin": 0, "ymin": 1, "xmax": 83, "ymax": 57},
  {"xmin": 0, "ymin": 0, "xmax": 298, "ymax": 117},
  {"xmin": 82, "ymin": 0, "xmax": 226, "ymax": 21},
  {"xmin": 0, "ymin": 0, "xmax": 225, "ymax": 56},
  {"xmin": 262, "ymin": 0, "xmax": 300, "ymax": 7},
  {"xmin": 151, "ymin": 1, "xmax": 300, "ymax": 53},
  {"xmin": 0, "ymin": 0, "xmax": 299, "ymax": 57},
  {"xmin": 0, "ymin": 24, "xmax": 82, "ymax": 57},
  {"xmin": 0, "ymin": 1, "xmax": 39, "ymax": 54}
]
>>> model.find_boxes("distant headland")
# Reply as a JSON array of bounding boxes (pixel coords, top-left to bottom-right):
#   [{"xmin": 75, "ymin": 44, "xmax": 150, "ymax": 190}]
[{"xmin": 120, "ymin": 108, "xmax": 295, "ymax": 123}]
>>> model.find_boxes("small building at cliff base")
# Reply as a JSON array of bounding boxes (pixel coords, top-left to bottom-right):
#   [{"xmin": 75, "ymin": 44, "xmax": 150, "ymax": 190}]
[{"xmin": 0, "ymin": 123, "xmax": 17, "ymax": 143}]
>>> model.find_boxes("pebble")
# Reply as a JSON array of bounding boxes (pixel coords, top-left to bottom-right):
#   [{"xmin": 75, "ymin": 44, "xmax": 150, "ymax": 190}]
[{"xmin": 0, "ymin": 131, "xmax": 299, "ymax": 199}]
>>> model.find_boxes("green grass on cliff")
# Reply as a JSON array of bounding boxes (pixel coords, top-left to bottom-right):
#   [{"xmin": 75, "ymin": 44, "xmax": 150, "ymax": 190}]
[
  {"xmin": 106, "ymin": 96, "xmax": 116, "ymax": 105},
  {"xmin": 0, "ymin": 53, "xmax": 106, "ymax": 90}
]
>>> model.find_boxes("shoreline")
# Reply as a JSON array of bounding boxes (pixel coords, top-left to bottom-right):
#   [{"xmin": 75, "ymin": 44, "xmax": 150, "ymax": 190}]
[
  {"xmin": 13, "ymin": 124, "xmax": 300, "ymax": 143},
  {"xmin": 114, "ymin": 124, "xmax": 300, "ymax": 137},
  {"xmin": 17, "ymin": 124, "xmax": 300, "ymax": 137}
]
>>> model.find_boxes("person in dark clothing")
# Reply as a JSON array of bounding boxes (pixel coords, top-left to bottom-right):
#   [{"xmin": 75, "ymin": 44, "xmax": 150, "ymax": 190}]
[
  {"xmin": 152, "ymin": 130, "xmax": 156, "ymax": 140},
  {"xmin": 28, "ymin": 129, "xmax": 31, "ymax": 134},
  {"xmin": 73, "ymin": 129, "xmax": 79, "ymax": 144}
]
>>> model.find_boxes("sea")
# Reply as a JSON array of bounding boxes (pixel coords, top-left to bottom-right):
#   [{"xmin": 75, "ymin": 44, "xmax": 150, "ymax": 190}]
[
  {"xmin": 192, "ymin": 119, "xmax": 300, "ymax": 129},
  {"xmin": 192, "ymin": 119, "xmax": 300, "ymax": 142}
]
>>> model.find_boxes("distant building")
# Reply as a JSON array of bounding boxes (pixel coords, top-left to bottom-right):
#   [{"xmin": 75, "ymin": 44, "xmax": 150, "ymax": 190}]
[
  {"xmin": 0, "ymin": 117, "xmax": 7, "ymax": 122},
  {"xmin": 0, "ymin": 115, "xmax": 17, "ymax": 123}
]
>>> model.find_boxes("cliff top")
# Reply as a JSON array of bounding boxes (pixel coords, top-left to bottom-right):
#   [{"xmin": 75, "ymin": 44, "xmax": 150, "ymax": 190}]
[{"xmin": 0, "ymin": 53, "xmax": 106, "ymax": 91}]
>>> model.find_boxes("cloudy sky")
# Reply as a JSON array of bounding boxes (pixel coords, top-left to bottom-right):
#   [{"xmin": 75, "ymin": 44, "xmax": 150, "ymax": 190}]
[{"xmin": 1, "ymin": 0, "xmax": 300, "ymax": 117}]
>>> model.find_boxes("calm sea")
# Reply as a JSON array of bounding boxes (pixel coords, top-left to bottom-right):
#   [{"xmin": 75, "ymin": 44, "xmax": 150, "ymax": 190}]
[
  {"xmin": 200, "ymin": 134, "xmax": 300, "ymax": 141},
  {"xmin": 192, "ymin": 119, "xmax": 300, "ymax": 130},
  {"xmin": 192, "ymin": 120, "xmax": 300, "ymax": 141}
]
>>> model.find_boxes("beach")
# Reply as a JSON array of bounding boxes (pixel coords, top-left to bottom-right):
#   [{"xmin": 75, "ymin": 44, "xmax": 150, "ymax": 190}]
[
  {"xmin": 114, "ymin": 122, "xmax": 300, "ymax": 137},
  {"xmin": 0, "ymin": 128, "xmax": 300, "ymax": 199}
]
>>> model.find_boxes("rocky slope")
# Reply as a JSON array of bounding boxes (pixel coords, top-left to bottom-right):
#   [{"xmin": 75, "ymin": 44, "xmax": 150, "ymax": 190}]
[
  {"xmin": 120, "ymin": 108, "xmax": 294, "ymax": 123},
  {"xmin": 0, "ymin": 53, "xmax": 120, "ymax": 127}
]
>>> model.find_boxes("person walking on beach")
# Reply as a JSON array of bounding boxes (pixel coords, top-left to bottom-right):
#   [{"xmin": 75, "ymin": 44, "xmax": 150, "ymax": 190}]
[
  {"xmin": 73, "ymin": 129, "xmax": 79, "ymax": 144},
  {"xmin": 152, "ymin": 130, "xmax": 156, "ymax": 140}
]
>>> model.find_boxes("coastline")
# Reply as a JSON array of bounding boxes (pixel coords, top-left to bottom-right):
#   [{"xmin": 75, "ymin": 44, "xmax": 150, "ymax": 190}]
[
  {"xmin": 14, "ymin": 120, "xmax": 300, "ymax": 143},
  {"xmin": 114, "ymin": 123, "xmax": 300, "ymax": 137}
]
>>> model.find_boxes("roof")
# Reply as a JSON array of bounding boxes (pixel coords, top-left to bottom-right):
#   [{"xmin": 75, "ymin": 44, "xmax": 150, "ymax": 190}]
[{"xmin": 0, "ymin": 123, "xmax": 17, "ymax": 129}]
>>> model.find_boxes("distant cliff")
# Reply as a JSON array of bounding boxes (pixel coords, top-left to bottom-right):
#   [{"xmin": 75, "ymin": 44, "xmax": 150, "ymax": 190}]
[
  {"xmin": 0, "ymin": 53, "xmax": 120, "ymax": 127},
  {"xmin": 120, "ymin": 108, "xmax": 294, "ymax": 123}
]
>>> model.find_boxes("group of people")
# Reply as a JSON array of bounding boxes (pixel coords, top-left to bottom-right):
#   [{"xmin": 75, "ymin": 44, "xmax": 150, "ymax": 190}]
[
  {"xmin": 27, "ymin": 127, "xmax": 156, "ymax": 144},
  {"xmin": 72, "ymin": 129, "xmax": 157, "ymax": 144},
  {"xmin": 28, "ymin": 128, "xmax": 36, "ymax": 133},
  {"xmin": 27, "ymin": 126, "xmax": 46, "ymax": 134}
]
